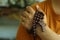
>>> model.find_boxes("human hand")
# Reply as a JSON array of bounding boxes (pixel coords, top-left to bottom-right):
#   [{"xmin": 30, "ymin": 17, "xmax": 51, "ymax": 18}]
[{"xmin": 20, "ymin": 5, "xmax": 47, "ymax": 30}]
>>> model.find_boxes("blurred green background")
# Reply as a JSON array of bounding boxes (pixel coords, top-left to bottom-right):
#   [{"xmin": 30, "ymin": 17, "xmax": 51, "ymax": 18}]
[{"xmin": 0, "ymin": 0, "xmax": 44, "ymax": 40}]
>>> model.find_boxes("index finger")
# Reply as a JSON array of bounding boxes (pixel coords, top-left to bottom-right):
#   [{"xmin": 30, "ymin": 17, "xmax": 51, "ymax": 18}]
[{"xmin": 26, "ymin": 6, "xmax": 35, "ymax": 15}]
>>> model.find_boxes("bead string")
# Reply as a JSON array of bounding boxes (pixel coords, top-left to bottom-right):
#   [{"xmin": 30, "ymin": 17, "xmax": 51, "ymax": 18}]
[{"xmin": 31, "ymin": 10, "xmax": 44, "ymax": 40}]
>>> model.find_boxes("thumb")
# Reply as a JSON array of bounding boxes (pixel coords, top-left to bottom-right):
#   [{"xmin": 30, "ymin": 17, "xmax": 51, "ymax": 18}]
[
  {"xmin": 36, "ymin": 5, "xmax": 45, "ymax": 15},
  {"xmin": 36, "ymin": 5, "xmax": 47, "ymax": 25}
]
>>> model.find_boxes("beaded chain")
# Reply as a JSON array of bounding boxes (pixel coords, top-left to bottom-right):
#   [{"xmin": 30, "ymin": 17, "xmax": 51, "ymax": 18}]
[{"xmin": 30, "ymin": 10, "xmax": 45, "ymax": 40}]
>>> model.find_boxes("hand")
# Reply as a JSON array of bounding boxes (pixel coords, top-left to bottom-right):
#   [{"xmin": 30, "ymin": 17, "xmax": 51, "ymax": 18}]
[
  {"xmin": 20, "ymin": 5, "xmax": 47, "ymax": 30},
  {"xmin": 20, "ymin": 5, "xmax": 60, "ymax": 40},
  {"xmin": 20, "ymin": 6, "xmax": 35, "ymax": 30}
]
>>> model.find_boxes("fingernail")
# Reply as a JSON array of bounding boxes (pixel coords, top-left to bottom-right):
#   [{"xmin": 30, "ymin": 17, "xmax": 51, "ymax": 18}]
[
  {"xmin": 36, "ymin": 5, "xmax": 39, "ymax": 9},
  {"xmin": 26, "ymin": 6, "xmax": 30, "ymax": 9}
]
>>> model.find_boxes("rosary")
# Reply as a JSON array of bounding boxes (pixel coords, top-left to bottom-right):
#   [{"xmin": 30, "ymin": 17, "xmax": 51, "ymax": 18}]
[{"xmin": 28, "ymin": 10, "xmax": 46, "ymax": 40}]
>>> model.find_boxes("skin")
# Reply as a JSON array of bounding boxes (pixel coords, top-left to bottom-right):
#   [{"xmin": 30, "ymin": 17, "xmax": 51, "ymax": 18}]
[{"xmin": 20, "ymin": 0, "xmax": 60, "ymax": 40}]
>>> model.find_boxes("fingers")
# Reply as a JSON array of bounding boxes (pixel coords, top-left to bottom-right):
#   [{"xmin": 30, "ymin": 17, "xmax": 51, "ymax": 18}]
[
  {"xmin": 22, "ymin": 11, "xmax": 33, "ymax": 20},
  {"xmin": 26, "ymin": 6, "xmax": 35, "ymax": 16},
  {"xmin": 20, "ymin": 16, "xmax": 27, "ymax": 27},
  {"xmin": 20, "ymin": 16, "xmax": 32, "ymax": 29},
  {"xmin": 23, "ymin": 11, "xmax": 30, "ymax": 18},
  {"xmin": 24, "ymin": 11, "xmax": 33, "ymax": 19},
  {"xmin": 20, "ymin": 16, "xmax": 26, "ymax": 23}
]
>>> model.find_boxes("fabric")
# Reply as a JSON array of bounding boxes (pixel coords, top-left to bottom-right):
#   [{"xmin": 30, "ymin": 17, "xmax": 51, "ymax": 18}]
[{"xmin": 16, "ymin": 0, "xmax": 60, "ymax": 40}]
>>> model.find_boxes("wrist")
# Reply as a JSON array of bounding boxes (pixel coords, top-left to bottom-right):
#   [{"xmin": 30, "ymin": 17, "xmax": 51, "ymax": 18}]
[{"xmin": 36, "ymin": 25, "xmax": 60, "ymax": 40}]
